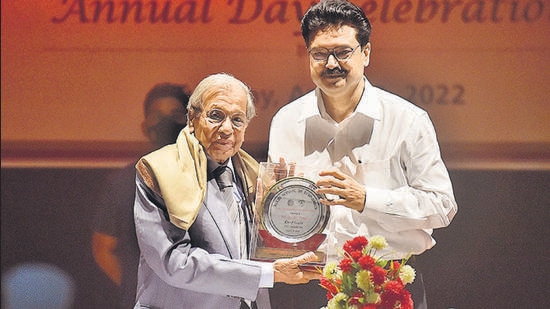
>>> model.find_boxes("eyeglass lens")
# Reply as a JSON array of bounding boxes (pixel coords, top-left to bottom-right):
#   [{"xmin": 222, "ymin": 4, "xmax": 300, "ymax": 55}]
[
  {"xmin": 309, "ymin": 45, "xmax": 360, "ymax": 62},
  {"xmin": 206, "ymin": 109, "xmax": 247, "ymax": 128}
]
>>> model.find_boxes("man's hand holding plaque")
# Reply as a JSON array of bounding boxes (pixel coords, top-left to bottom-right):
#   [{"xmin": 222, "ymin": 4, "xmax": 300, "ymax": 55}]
[{"xmin": 252, "ymin": 161, "xmax": 329, "ymax": 269}]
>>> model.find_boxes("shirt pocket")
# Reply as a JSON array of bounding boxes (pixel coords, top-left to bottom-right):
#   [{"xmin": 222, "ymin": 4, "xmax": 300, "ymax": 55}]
[{"xmin": 355, "ymin": 159, "xmax": 392, "ymax": 189}]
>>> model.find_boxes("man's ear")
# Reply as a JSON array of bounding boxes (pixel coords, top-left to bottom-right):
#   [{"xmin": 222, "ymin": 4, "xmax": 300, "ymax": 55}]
[
  {"xmin": 363, "ymin": 42, "xmax": 371, "ymax": 67},
  {"xmin": 187, "ymin": 112, "xmax": 195, "ymax": 133}
]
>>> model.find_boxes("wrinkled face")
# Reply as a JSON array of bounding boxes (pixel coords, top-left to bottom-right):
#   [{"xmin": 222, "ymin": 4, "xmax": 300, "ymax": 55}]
[
  {"xmin": 189, "ymin": 84, "xmax": 249, "ymax": 163},
  {"xmin": 308, "ymin": 25, "xmax": 371, "ymax": 97},
  {"xmin": 142, "ymin": 97, "xmax": 187, "ymax": 148}
]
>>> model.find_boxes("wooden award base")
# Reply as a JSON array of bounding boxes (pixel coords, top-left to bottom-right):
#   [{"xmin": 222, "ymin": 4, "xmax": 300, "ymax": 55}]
[{"xmin": 252, "ymin": 230, "xmax": 327, "ymax": 270}]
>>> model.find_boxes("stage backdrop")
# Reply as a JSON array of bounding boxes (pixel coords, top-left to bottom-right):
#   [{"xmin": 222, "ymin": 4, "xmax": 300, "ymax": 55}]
[{"xmin": 2, "ymin": 0, "xmax": 549, "ymax": 168}]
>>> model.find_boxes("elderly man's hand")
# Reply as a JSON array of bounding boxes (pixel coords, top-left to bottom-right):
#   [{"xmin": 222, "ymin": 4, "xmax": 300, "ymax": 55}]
[
  {"xmin": 273, "ymin": 252, "xmax": 320, "ymax": 284},
  {"xmin": 273, "ymin": 157, "xmax": 295, "ymax": 181}
]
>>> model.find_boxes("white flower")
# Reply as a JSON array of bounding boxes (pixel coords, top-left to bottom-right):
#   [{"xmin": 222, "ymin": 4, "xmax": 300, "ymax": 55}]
[
  {"xmin": 399, "ymin": 264, "xmax": 416, "ymax": 284},
  {"xmin": 326, "ymin": 293, "xmax": 348, "ymax": 309},
  {"xmin": 369, "ymin": 235, "xmax": 388, "ymax": 250},
  {"xmin": 322, "ymin": 261, "xmax": 340, "ymax": 280}
]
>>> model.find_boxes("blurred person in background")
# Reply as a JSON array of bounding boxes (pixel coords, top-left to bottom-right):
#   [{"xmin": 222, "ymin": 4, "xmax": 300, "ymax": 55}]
[{"xmin": 91, "ymin": 83, "xmax": 190, "ymax": 308}]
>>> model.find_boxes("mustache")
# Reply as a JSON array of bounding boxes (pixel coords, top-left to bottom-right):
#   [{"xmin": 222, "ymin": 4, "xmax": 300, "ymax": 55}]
[{"xmin": 321, "ymin": 68, "xmax": 347, "ymax": 77}]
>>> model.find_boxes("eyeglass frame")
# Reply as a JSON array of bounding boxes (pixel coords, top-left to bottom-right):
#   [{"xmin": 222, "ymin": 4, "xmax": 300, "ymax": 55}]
[
  {"xmin": 307, "ymin": 44, "xmax": 362, "ymax": 62},
  {"xmin": 195, "ymin": 107, "xmax": 249, "ymax": 130}
]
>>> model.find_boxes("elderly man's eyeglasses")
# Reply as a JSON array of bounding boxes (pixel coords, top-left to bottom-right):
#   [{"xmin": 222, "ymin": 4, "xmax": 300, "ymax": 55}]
[
  {"xmin": 204, "ymin": 108, "xmax": 248, "ymax": 129},
  {"xmin": 308, "ymin": 45, "xmax": 361, "ymax": 62}
]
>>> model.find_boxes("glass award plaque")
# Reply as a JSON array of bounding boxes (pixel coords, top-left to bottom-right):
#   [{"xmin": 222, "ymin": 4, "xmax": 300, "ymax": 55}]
[{"xmin": 251, "ymin": 162, "xmax": 329, "ymax": 268}]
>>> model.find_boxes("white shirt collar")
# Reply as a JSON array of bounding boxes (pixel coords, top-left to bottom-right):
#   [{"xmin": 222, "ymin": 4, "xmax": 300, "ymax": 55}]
[{"xmin": 297, "ymin": 77, "xmax": 381, "ymax": 123}]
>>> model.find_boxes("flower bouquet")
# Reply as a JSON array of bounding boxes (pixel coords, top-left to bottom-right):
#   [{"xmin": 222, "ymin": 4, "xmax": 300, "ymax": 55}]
[{"xmin": 319, "ymin": 235, "xmax": 415, "ymax": 309}]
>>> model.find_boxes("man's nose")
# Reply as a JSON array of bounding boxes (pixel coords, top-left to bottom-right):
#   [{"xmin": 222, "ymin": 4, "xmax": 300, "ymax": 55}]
[
  {"xmin": 325, "ymin": 54, "xmax": 340, "ymax": 69},
  {"xmin": 218, "ymin": 117, "xmax": 234, "ymax": 132}
]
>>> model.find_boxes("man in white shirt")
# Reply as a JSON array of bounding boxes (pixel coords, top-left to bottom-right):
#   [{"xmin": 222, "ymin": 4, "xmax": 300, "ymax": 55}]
[{"xmin": 267, "ymin": 1, "xmax": 457, "ymax": 308}]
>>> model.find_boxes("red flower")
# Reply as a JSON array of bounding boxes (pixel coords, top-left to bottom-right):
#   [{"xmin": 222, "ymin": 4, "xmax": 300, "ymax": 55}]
[
  {"xmin": 387, "ymin": 260, "xmax": 401, "ymax": 278},
  {"xmin": 349, "ymin": 291, "xmax": 364, "ymax": 305},
  {"xmin": 384, "ymin": 279, "xmax": 404, "ymax": 295},
  {"xmin": 392, "ymin": 260, "xmax": 401, "ymax": 269},
  {"xmin": 399, "ymin": 289, "xmax": 414, "ymax": 309},
  {"xmin": 379, "ymin": 280, "xmax": 413, "ymax": 309},
  {"xmin": 343, "ymin": 236, "xmax": 369, "ymax": 254},
  {"xmin": 358, "ymin": 255, "xmax": 376, "ymax": 270},
  {"xmin": 350, "ymin": 250, "xmax": 363, "ymax": 261},
  {"xmin": 370, "ymin": 265, "xmax": 387, "ymax": 285},
  {"xmin": 319, "ymin": 235, "xmax": 415, "ymax": 309},
  {"xmin": 339, "ymin": 257, "xmax": 354, "ymax": 273},
  {"xmin": 319, "ymin": 277, "xmax": 338, "ymax": 299}
]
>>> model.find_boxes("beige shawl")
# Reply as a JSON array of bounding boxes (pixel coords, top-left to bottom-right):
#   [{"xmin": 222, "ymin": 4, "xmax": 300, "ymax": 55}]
[{"xmin": 136, "ymin": 127, "xmax": 259, "ymax": 230}]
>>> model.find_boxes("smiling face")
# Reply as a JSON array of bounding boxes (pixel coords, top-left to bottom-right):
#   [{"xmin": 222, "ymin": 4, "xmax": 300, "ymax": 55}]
[
  {"xmin": 308, "ymin": 25, "xmax": 371, "ymax": 99},
  {"xmin": 189, "ymin": 83, "xmax": 249, "ymax": 163}
]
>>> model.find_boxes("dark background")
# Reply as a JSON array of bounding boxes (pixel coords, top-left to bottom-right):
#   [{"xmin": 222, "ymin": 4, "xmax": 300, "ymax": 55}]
[{"xmin": 2, "ymin": 167, "xmax": 549, "ymax": 308}]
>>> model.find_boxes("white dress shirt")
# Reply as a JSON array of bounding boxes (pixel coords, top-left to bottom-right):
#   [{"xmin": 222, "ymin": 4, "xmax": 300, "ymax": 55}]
[{"xmin": 268, "ymin": 78, "xmax": 457, "ymax": 260}]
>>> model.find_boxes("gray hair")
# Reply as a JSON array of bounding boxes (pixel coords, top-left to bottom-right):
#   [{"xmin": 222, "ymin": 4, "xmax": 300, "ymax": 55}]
[{"xmin": 188, "ymin": 73, "xmax": 256, "ymax": 120}]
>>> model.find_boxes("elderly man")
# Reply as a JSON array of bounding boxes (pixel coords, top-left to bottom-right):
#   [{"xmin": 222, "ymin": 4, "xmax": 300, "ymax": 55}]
[{"xmin": 133, "ymin": 73, "xmax": 318, "ymax": 309}]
